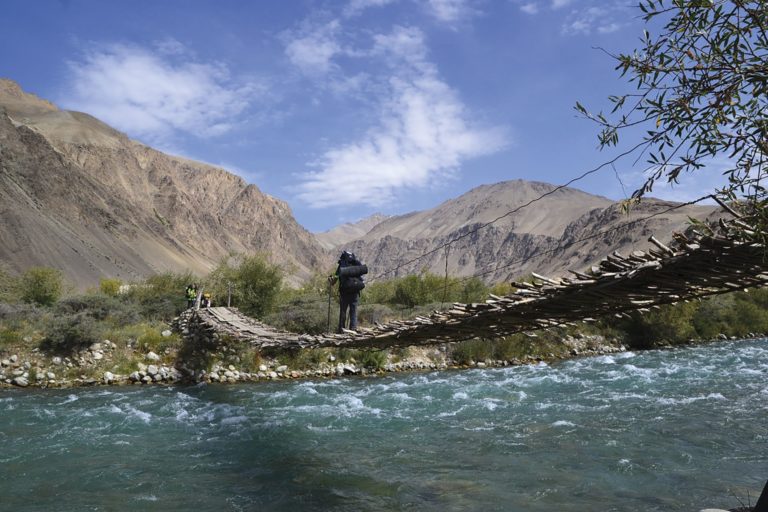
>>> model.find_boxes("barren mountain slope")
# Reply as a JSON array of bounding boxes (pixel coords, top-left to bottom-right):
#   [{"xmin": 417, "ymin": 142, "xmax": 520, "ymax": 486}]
[
  {"xmin": 315, "ymin": 213, "xmax": 390, "ymax": 250},
  {"xmin": 0, "ymin": 79, "xmax": 326, "ymax": 286},
  {"xmin": 344, "ymin": 181, "xmax": 716, "ymax": 283}
]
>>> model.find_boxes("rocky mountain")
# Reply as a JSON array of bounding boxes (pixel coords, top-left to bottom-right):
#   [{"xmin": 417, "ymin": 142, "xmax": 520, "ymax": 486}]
[
  {"xmin": 341, "ymin": 180, "xmax": 716, "ymax": 283},
  {"xmin": 315, "ymin": 213, "xmax": 391, "ymax": 250},
  {"xmin": 0, "ymin": 79, "xmax": 326, "ymax": 287}
]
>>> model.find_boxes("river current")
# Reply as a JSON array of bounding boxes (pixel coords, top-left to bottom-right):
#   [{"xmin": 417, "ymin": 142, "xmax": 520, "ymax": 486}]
[{"xmin": 1, "ymin": 339, "xmax": 767, "ymax": 511}]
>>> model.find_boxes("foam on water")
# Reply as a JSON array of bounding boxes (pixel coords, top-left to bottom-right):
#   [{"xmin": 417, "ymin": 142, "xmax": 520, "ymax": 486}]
[{"xmin": 1, "ymin": 339, "xmax": 766, "ymax": 512}]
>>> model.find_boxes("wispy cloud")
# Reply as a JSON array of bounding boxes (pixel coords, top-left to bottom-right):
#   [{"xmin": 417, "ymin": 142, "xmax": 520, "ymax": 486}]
[
  {"xmin": 426, "ymin": 0, "xmax": 477, "ymax": 24},
  {"xmin": 561, "ymin": 4, "xmax": 628, "ymax": 35},
  {"xmin": 296, "ymin": 26, "xmax": 507, "ymax": 208},
  {"xmin": 284, "ymin": 20, "xmax": 343, "ymax": 75},
  {"xmin": 519, "ymin": 3, "xmax": 539, "ymax": 15},
  {"xmin": 60, "ymin": 43, "xmax": 259, "ymax": 144}
]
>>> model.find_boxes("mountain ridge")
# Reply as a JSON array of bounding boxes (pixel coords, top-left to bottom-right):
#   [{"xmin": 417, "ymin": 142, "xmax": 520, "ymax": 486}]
[{"xmin": 0, "ymin": 79, "xmax": 327, "ymax": 287}]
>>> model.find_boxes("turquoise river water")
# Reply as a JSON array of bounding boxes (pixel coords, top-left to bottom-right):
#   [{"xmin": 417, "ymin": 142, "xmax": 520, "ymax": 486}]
[{"xmin": 1, "ymin": 339, "xmax": 767, "ymax": 511}]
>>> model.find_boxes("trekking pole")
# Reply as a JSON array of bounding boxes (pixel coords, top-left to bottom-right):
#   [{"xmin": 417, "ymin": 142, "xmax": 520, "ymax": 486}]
[{"xmin": 327, "ymin": 280, "xmax": 332, "ymax": 333}]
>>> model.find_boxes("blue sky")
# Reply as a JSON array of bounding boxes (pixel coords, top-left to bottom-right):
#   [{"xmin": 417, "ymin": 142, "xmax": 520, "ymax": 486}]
[{"xmin": 1, "ymin": 0, "xmax": 726, "ymax": 232}]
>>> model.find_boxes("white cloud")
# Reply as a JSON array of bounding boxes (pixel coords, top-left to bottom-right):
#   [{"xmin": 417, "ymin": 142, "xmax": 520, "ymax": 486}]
[
  {"xmin": 551, "ymin": 0, "xmax": 574, "ymax": 9},
  {"xmin": 426, "ymin": 0, "xmax": 476, "ymax": 24},
  {"xmin": 296, "ymin": 26, "xmax": 507, "ymax": 208},
  {"xmin": 561, "ymin": 4, "xmax": 627, "ymax": 35},
  {"xmin": 60, "ymin": 43, "xmax": 258, "ymax": 143},
  {"xmin": 520, "ymin": 3, "xmax": 539, "ymax": 15},
  {"xmin": 284, "ymin": 20, "xmax": 342, "ymax": 75}
]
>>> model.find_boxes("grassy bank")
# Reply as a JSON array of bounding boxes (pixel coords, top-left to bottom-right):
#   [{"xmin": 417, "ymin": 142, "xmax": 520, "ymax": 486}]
[{"xmin": 1, "ymin": 261, "xmax": 768, "ymax": 388}]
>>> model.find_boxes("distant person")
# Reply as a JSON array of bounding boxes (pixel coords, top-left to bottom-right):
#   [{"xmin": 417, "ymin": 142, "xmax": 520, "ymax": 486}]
[
  {"xmin": 329, "ymin": 251, "xmax": 367, "ymax": 333},
  {"xmin": 185, "ymin": 283, "xmax": 198, "ymax": 309},
  {"xmin": 201, "ymin": 292, "xmax": 212, "ymax": 308}
]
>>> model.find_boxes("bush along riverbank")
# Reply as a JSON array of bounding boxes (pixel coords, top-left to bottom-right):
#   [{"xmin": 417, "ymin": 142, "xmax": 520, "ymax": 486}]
[
  {"xmin": 2, "ymin": 264, "xmax": 768, "ymax": 389},
  {"xmin": 2, "ymin": 317, "xmax": 764, "ymax": 389},
  {"xmin": 0, "ymin": 327, "xmax": 631, "ymax": 388}
]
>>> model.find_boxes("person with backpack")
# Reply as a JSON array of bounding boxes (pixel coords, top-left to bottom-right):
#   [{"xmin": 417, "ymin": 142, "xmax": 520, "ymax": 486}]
[
  {"xmin": 185, "ymin": 283, "xmax": 198, "ymax": 309},
  {"xmin": 329, "ymin": 251, "xmax": 367, "ymax": 333}
]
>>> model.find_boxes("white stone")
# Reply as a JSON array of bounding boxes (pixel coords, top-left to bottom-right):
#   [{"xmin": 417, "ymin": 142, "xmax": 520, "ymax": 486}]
[
  {"xmin": 258, "ymin": 365, "xmax": 268, "ymax": 372},
  {"xmin": 12, "ymin": 376, "xmax": 28, "ymax": 387},
  {"xmin": 209, "ymin": 373, "xmax": 220, "ymax": 382},
  {"xmin": 476, "ymin": 362, "xmax": 486, "ymax": 368},
  {"xmin": 137, "ymin": 363, "xmax": 147, "ymax": 372},
  {"xmin": 90, "ymin": 342, "xmax": 102, "ymax": 352},
  {"xmin": 129, "ymin": 371, "xmax": 141, "ymax": 382},
  {"xmin": 161, "ymin": 330, "xmax": 172, "ymax": 337},
  {"xmin": 52, "ymin": 357, "xmax": 62, "ymax": 365},
  {"xmin": 141, "ymin": 376, "xmax": 152, "ymax": 384},
  {"xmin": 103, "ymin": 372, "xmax": 115, "ymax": 384},
  {"xmin": 9, "ymin": 355, "xmax": 18, "ymax": 363},
  {"xmin": 146, "ymin": 365, "xmax": 159, "ymax": 376},
  {"xmin": 268, "ymin": 371, "xmax": 278, "ymax": 379},
  {"xmin": 92, "ymin": 352, "xmax": 104, "ymax": 361},
  {"xmin": 224, "ymin": 371, "xmax": 235, "ymax": 379},
  {"xmin": 228, "ymin": 365, "xmax": 235, "ymax": 371},
  {"xmin": 46, "ymin": 372, "xmax": 56, "ymax": 380},
  {"xmin": 146, "ymin": 352, "xmax": 161, "ymax": 362},
  {"xmin": 276, "ymin": 365, "xmax": 288, "ymax": 373},
  {"xmin": 328, "ymin": 355, "xmax": 336, "ymax": 362},
  {"xmin": 698, "ymin": 509, "xmax": 731, "ymax": 512},
  {"xmin": 0, "ymin": 359, "xmax": 9, "ymax": 367}
]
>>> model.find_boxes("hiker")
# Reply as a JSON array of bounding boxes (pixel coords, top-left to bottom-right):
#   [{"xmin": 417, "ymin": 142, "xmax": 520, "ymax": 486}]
[
  {"xmin": 201, "ymin": 292, "xmax": 212, "ymax": 308},
  {"xmin": 329, "ymin": 251, "xmax": 367, "ymax": 333},
  {"xmin": 185, "ymin": 284, "xmax": 198, "ymax": 309}
]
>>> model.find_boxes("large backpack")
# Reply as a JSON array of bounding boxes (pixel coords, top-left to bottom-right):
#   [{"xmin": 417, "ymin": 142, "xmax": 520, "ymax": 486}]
[{"xmin": 339, "ymin": 260, "xmax": 367, "ymax": 293}]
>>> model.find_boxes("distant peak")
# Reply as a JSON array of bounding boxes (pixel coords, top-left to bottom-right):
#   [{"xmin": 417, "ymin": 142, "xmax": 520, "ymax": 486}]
[{"xmin": 0, "ymin": 78, "xmax": 58, "ymax": 112}]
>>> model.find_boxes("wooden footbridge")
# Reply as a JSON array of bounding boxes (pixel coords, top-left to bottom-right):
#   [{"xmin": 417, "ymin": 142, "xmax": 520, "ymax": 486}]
[{"xmin": 179, "ymin": 210, "xmax": 768, "ymax": 350}]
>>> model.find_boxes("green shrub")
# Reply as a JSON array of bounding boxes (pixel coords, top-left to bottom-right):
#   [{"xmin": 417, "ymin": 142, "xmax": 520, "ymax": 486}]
[
  {"xmin": 357, "ymin": 304, "xmax": 395, "ymax": 325},
  {"xmin": 359, "ymin": 349, "xmax": 387, "ymax": 370},
  {"xmin": 54, "ymin": 294, "xmax": 141, "ymax": 325},
  {"xmin": 20, "ymin": 267, "xmax": 63, "ymax": 306},
  {"xmin": 266, "ymin": 295, "xmax": 330, "ymax": 334},
  {"xmin": 451, "ymin": 339, "xmax": 495, "ymax": 365},
  {"xmin": 41, "ymin": 313, "xmax": 101, "ymax": 354},
  {"xmin": 0, "ymin": 327, "xmax": 23, "ymax": 348},
  {"xmin": 99, "ymin": 278, "xmax": 122, "ymax": 297},
  {"xmin": 137, "ymin": 326, "xmax": 180, "ymax": 354},
  {"xmin": 0, "ymin": 265, "xmax": 20, "ymax": 303},
  {"xmin": 125, "ymin": 271, "xmax": 193, "ymax": 321},
  {"xmin": 207, "ymin": 254, "xmax": 282, "ymax": 318}
]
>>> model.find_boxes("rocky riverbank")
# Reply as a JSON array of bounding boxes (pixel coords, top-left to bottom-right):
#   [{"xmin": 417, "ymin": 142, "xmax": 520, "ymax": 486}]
[{"xmin": 0, "ymin": 328, "xmax": 633, "ymax": 389}]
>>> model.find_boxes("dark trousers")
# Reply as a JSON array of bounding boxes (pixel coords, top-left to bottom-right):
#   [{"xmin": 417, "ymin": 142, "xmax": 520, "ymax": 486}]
[{"xmin": 338, "ymin": 292, "xmax": 359, "ymax": 332}]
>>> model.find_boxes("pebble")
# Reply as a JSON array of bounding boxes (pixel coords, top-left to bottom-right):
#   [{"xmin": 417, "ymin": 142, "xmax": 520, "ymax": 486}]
[
  {"xmin": 145, "ymin": 352, "xmax": 160, "ymax": 362},
  {"xmin": 161, "ymin": 330, "xmax": 172, "ymax": 337}
]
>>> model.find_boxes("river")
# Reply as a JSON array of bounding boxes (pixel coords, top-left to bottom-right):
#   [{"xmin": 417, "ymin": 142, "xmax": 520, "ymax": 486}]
[{"xmin": 1, "ymin": 339, "xmax": 766, "ymax": 511}]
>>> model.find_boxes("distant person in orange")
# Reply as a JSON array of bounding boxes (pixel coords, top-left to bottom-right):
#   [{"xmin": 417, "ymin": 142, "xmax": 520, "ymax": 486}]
[{"xmin": 329, "ymin": 251, "xmax": 367, "ymax": 333}]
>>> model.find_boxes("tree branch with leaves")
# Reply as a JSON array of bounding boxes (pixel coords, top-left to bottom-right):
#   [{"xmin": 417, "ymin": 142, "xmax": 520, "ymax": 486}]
[{"xmin": 577, "ymin": 0, "xmax": 767, "ymax": 203}]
